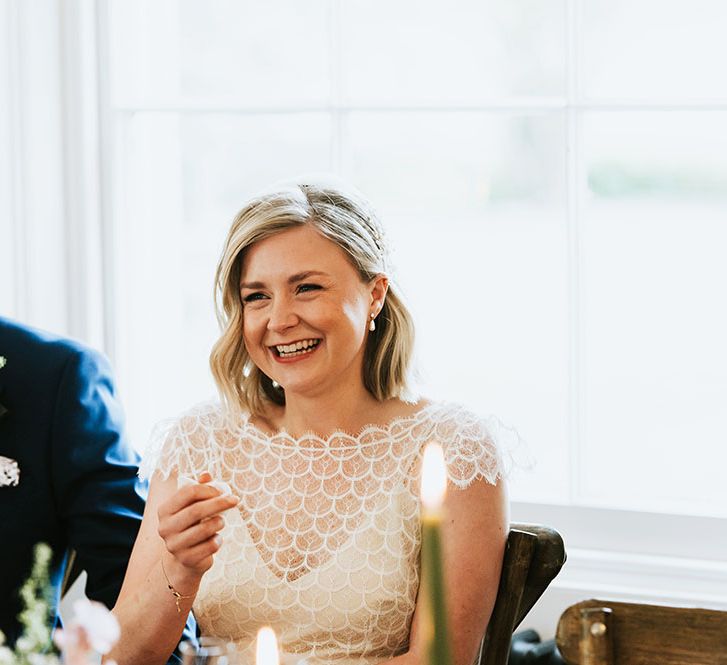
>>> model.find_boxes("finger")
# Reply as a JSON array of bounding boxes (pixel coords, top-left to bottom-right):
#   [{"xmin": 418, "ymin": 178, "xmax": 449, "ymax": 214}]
[
  {"xmin": 160, "ymin": 482, "xmax": 225, "ymax": 517},
  {"xmin": 161, "ymin": 494, "xmax": 239, "ymax": 536},
  {"xmin": 198, "ymin": 471, "xmax": 213, "ymax": 483},
  {"xmin": 173, "ymin": 534, "xmax": 223, "ymax": 569},
  {"xmin": 175, "ymin": 494, "xmax": 240, "ymax": 531},
  {"xmin": 165, "ymin": 515, "xmax": 225, "ymax": 553}
]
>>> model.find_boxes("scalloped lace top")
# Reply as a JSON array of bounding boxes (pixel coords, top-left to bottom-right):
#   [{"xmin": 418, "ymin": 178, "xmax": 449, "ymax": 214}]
[{"xmin": 140, "ymin": 401, "xmax": 515, "ymax": 665}]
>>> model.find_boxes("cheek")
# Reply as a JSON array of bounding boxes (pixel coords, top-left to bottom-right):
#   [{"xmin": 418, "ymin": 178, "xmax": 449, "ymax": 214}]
[
  {"xmin": 340, "ymin": 298, "xmax": 369, "ymax": 336},
  {"xmin": 242, "ymin": 311, "xmax": 264, "ymax": 347}
]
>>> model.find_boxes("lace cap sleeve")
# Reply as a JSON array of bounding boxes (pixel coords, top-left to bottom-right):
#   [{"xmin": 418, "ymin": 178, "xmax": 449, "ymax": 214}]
[
  {"xmin": 138, "ymin": 402, "xmax": 222, "ymax": 482},
  {"xmin": 428, "ymin": 403, "xmax": 522, "ymax": 488}
]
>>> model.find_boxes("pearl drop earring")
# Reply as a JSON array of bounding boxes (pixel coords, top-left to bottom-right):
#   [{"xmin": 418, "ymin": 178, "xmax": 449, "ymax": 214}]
[{"xmin": 369, "ymin": 313, "xmax": 376, "ymax": 332}]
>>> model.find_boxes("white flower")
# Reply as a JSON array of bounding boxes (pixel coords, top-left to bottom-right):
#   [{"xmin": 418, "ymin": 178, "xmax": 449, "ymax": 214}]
[
  {"xmin": 0, "ymin": 356, "xmax": 6, "ymax": 369},
  {"xmin": 28, "ymin": 655, "xmax": 59, "ymax": 665},
  {"xmin": 0, "ymin": 646, "xmax": 14, "ymax": 665},
  {"xmin": 15, "ymin": 636, "xmax": 32, "ymax": 651},
  {"xmin": 71, "ymin": 599, "xmax": 120, "ymax": 654},
  {"xmin": 54, "ymin": 598, "xmax": 121, "ymax": 663},
  {"xmin": 0, "ymin": 456, "xmax": 20, "ymax": 488}
]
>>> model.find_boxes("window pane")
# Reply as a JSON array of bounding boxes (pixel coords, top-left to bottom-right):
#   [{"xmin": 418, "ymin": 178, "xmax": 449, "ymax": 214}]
[
  {"xmin": 344, "ymin": 111, "xmax": 569, "ymax": 502},
  {"xmin": 112, "ymin": 111, "xmax": 333, "ymax": 450},
  {"xmin": 109, "ymin": 0, "xmax": 331, "ymax": 107},
  {"xmin": 342, "ymin": 0, "xmax": 566, "ymax": 105},
  {"xmin": 580, "ymin": 111, "xmax": 727, "ymax": 517},
  {"xmin": 344, "ymin": 111, "xmax": 565, "ymax": 214},
  {"xmin": 583, "ymin": 0, "xmax": 727, "ymax": 101}
]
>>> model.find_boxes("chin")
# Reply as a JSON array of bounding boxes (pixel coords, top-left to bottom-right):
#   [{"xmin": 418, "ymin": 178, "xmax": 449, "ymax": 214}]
[
  {"xmin": 278, "ymin": 373, "xmax": 336, "ymax": 398},
  {"xmin": 277, "ymin": 379, "xmax": 322, "ymax": 396}
]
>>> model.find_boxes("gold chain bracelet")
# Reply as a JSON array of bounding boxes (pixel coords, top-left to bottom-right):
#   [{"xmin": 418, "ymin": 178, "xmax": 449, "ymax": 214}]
[{"xmin": 160, "ymin": 557, "xmax": 195, "ymax": 614}]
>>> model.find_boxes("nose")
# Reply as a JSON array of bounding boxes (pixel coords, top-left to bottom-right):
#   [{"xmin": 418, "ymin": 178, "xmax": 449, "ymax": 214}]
[{"xmin": 266, "ymin": 295, "xmax": 300, "ymax": 334}]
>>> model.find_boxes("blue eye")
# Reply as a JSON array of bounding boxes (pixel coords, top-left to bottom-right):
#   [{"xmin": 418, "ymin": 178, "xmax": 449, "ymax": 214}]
[{"xmin": 242, "ymin": 292, "xmax": 266, "ymax": 303}]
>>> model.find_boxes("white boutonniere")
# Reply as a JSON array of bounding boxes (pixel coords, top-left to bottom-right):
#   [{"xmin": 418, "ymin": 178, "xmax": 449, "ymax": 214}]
[{"xmin": 0, "ymin": 456, "xmax": 19, "ymax": 488}]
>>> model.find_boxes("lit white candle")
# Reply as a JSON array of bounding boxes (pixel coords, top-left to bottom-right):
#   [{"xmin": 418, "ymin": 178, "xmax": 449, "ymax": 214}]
[
  {"xmin": 256, "ymin": 626, "xmax": 279, "ymax": 665},
  {"xmin": 420, "ymin": 442, "xmax": 452, "ymax": 665},
  {"xmin": 421, "ymin": 442, "xmax": 447, "ymax": 514}
]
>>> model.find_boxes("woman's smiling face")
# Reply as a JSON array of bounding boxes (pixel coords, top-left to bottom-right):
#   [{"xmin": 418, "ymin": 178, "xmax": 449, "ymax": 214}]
[{"xmin": 240, "ymin": 224, "xmax": 386, "ymax": 399}]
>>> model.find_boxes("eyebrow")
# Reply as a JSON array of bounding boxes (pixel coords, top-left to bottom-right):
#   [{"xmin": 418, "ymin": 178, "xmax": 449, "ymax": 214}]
[{"xmin": 240, "ymin": 270, "xmax": 330, "ymax": 290}]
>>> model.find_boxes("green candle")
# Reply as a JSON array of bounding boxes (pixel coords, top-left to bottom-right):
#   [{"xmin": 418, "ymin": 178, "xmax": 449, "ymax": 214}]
[{"xmin": 420, "ymin": 443, "xmax": 453, "ymax": 665}]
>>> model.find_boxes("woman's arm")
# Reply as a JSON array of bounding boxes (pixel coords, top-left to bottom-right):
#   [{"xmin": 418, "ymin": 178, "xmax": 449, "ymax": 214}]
[
  {"xmin": 106, "ymin": 471, "xmax": 239, "ymax": 665},
  {"xmin": 392, "ymin": 477, "xmax": 509, "ymax": 665}
]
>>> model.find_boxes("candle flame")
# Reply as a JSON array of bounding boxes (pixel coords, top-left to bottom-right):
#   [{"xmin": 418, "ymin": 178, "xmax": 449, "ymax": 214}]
[
  {"xmin": 421, "ymin": 442, "xmax": 447, "ymax": 511},
  {"xmin": 256, "ymin": 626, "xmax": 279, "ymax": 665}
]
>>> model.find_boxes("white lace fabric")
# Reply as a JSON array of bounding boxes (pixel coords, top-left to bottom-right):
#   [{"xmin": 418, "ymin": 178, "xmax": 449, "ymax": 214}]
[{"xmin": 140, "ymin": 401, "xmax": 516, "ymax": 665}]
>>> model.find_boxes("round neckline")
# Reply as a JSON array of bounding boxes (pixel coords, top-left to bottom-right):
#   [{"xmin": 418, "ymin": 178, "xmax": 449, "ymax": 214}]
[{"xmin": 240, "ymin": 400, "xmax": 437, "ymax": 448}]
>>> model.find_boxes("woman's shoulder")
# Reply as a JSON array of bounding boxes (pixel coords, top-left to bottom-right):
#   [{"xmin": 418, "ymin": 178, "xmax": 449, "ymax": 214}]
[
  {"xmin": 383, "ymin": 398, "xmax": 486, "ymax": 438},
  {"xmin": 171, "ymin": 399, "xmax": 231, "ymax": 427},
  {"xmin": 165, "ymin": 400, "xmax": 255, "ymax": 433},
  {"xmin": 138, "ymin": 400, "xmax": 247, "ymax": 480},
  {"xmin": 414, "ymin": 399, "xmax": 523, "ymax": 488},
  {"xmin": 412, "ymin": 399, "xmax": 495, "ymax": 432}
]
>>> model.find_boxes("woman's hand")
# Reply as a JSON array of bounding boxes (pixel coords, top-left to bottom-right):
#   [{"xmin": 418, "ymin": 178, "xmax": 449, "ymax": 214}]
[
  {"xmin": 156, "ymin": 471, "xmax": 240, "ymax": 587},
  {"xmin": 109, "ymin": 471, "xmax": 240, "ymax": 665}
]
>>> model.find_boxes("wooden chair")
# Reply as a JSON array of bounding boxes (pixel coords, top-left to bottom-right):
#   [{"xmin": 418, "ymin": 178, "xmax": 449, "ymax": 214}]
[
  {"xmin": 556, "ymin": 599, "xmax": 727, "ymax": 665},
  {"xmin": 478, "ymin": 523, "xmax": 567, "ymax": 665}
]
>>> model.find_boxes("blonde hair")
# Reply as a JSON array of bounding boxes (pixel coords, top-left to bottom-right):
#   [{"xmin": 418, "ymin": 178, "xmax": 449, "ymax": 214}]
[{"xmin": 209, "ymin": 179, "xmax": 416, "ymax": 416}]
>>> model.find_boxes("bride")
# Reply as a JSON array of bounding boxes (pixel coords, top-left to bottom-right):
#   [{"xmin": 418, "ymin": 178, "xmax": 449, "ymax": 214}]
[{"xmin": 109, "ymin": 179, "xmax": 509, "ymax": 665}]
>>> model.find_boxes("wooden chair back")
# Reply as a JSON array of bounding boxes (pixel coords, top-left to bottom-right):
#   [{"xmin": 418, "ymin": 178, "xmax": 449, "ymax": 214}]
[
  {"xmin": 556, "ymin": 599, "xmax": 727, "ymax": 665},
  {"xmin": 478, "ymin": 522, "xmax": 567, "ymax": 665}
]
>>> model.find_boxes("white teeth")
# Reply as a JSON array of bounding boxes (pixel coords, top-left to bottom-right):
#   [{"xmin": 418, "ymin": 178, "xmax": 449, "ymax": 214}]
[{"xmin": 274, "ymin": 339, "xmax": 320, "ymax": 356}]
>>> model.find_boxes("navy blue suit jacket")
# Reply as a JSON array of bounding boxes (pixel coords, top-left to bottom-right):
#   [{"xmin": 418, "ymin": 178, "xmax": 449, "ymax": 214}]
[{"xmin": 0, "ymin": 317, "xmax": 146, "ymax": 644}]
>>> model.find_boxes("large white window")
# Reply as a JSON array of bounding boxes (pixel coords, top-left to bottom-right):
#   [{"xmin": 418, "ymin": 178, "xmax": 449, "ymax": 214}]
[
  {"xmin": 1, "ymin": 0, "xmax": 724, "ymax": 626},
  {"xmin": 100, "ymin": 0, "xmax": 727, "ymax": 529}
]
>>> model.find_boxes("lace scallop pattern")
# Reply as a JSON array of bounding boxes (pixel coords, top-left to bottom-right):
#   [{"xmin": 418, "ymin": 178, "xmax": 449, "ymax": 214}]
[{"xmin": 139, "ymin": 401, "xmax": 516, "ymax": 665}]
